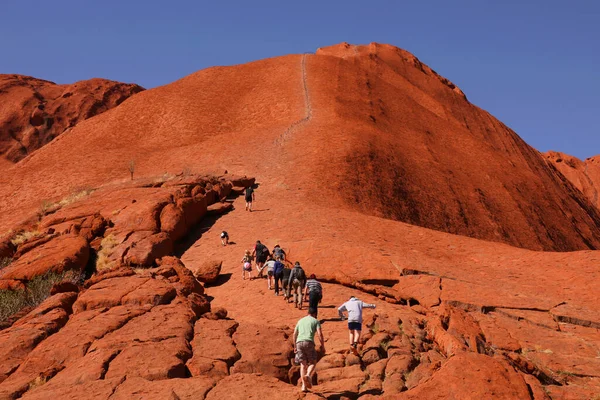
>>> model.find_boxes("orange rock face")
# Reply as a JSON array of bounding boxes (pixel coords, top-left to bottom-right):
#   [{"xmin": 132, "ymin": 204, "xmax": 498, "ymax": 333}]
[
  {"xmin": 0, "ymin": 43, "xmax": 599, "ymax": 399},
  {"xmin": 545, "ymin": 151, "xmax": 600, "ymax": 210},
  {"xmin": 1, "ymin": 45, "xmax": 599, "ymax": 252},
  {"xmin": 0, "ymin": 74, "xmax": 143, "ymax": 163}
]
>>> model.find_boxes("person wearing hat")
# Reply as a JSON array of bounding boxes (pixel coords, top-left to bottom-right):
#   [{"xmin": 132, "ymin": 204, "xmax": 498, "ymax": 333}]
[
  {"xmin": 338, "ymin": 296, "xmax": 376, "ymax": 355},
  {"xmin": 303, "ymin": 274, "xmax": 323, "ymax": 316}
]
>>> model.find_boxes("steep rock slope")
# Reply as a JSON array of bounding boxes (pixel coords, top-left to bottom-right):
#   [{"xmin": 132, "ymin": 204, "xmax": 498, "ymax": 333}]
[
  {"xmin": 0, "ymin": 74, "xmax": 143, "ymax": 162},
  {"xmin": 1, "ymin": 44, "xmax": 599, "ymax": 253},
  {"xmin": 545, "ymin": 151, "xmax": 600, "ymax": 210}
]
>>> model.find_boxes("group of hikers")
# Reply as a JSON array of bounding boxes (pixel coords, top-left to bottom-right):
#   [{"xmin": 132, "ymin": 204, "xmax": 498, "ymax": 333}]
[
  {"xmin": 222, "ymin": 186, "xmax": 377, "ymax": 393},
  {"xmin": 240, "ymin": 240, "xmax": 323, "ymax": 311},
  {"xmin": 238, "ymin": 239, "xmax": 376, "ymax": 392}
]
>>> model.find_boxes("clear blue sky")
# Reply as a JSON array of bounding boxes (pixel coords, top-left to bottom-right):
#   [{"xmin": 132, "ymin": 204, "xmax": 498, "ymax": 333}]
[{"xmin": 2, "ymin": 0, "xmax": 598, "ymax": 159}]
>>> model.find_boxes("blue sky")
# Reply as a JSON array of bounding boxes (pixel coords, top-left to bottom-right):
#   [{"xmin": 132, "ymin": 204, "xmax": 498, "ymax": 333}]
[{"xmin": 2, "ymin": 0, "xmax": 598, "ymax": 159}]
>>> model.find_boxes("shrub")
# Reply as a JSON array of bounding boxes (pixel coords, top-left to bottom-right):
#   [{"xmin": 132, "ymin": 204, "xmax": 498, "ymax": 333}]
[
  {"xmin": 0, "ymin": 270, "xmax": 82, "ymax": 324},
  {"xmin": 95, "ymin": 234, "xmax": 119, "ymax": 272},
  {"xmin": 11, "ymin": 230, "xmax": 42, "ymax": 246}
]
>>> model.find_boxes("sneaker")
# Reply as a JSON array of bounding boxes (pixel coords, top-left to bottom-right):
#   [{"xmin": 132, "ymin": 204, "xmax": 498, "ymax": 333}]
[{"xmin": 304, "ymin": 375, "xmax": 312, "ymax": 389}]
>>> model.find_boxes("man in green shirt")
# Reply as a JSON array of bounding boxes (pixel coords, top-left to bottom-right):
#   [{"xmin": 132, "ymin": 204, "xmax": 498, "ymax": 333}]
[{"xmin": 293, "ymin": 308, "xmax": 325, "ymax": 392}]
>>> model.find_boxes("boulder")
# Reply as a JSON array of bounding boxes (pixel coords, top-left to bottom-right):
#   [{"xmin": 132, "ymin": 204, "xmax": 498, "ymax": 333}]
[
  {"xmin": 0, "ymin": 235, "xmax": 89, "ymax": 281},
  {"xmin": 123, "ymin": 232, "xmax": 173, "ymax": 267},
  {"xmin": 194, "ymin": 260, "xmax": 222, "ymax": 283},
  {"xmin": 159, "ymin": 203, "xmax": 187, "ymax": 242}
]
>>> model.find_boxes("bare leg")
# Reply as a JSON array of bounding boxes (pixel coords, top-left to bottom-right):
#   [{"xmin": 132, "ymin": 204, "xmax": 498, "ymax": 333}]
[
  {"xmin": 305, "ymin": 363, "xmax": 315, "ymax": 388},
  {"xmin": 353, "ymin": 330, "xmax": 361, "ymax": 345},
  {"xmin": 300, "ymin": 362, "xmax": 307, "ymax": 391},
  {"xmin": 348, "ymin": 330, "xmax": 353, "ymax": 346}
]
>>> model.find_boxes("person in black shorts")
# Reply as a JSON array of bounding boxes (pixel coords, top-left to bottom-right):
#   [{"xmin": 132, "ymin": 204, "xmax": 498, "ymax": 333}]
[
  {"xmin": 252, "ymin": 240, "xmax": 270, "ymax": 276},
  {"xmin": 244, "ymin": 186, "xmax": 255, "ymax": 212}
]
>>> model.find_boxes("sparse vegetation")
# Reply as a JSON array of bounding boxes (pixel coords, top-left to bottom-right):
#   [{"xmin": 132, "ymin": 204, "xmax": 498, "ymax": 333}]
[
  {"xmin": 0, "ymin": 257, "xmax": 12, "ymax": 270},
  {"xmin": 95, "ymin": 234, "xmax": 119, "ymax": 272},
  {"xmin": 128, "ymin": 160, "xmax": 135, "ymax": 180},
  {"xmin": 38, "ymin": 187, "xmax": 94, "ymax": 218},
  {"xmin": 11, "ymin": 230, "xmax": 42, "ymax": 246},
  {"xmin": 0, "ymin": 270, "xmax": 82, "ymax": 324},
  {"xmin": 380, "ymin": 338, "xmax": 391, "ymax": 352},
  {"xmin": 370, "ymin": 323, "xmax": 380, "ymax": 334}
]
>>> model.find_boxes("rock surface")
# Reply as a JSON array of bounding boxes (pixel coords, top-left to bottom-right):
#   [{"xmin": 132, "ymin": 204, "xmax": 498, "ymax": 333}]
[
  {"xmin": 1, "ymin": 44, "xmax": 600, "ymax": 252},
  {"xmin": 0, "ymin": 43, "xmax": 599, "ymax": 399},
  {"xmin": 0, "ymin": 74, "xmax": 143, "ymax": 163}
]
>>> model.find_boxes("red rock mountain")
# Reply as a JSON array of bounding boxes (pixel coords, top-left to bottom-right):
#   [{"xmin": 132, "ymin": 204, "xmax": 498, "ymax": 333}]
[
  {"xmin": 0, "ymin": 74, "xmax": 143, "ymax": 163},
  {"xmin": 1, "ymin": 43, "xmax": 599, "ymax": 252},
  {"xmin": 0, "ymin": 43, "xmax": 599, "ymax": 399},
  {"xmin": 545, "ymin": 151, "xmax": 600, "ymax": 210}
]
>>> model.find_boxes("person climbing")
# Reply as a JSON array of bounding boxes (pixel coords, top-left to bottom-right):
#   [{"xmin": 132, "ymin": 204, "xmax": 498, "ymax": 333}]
[
  {"xmin": 263, "ymin": 257, "xmax": 276, "ymax": 290},
  {"xmin": 293, "ymin": 308, "xmax": 325, "ymax": 392},
  {"xmin": 252, "ymin": 240, "xmax": 270, "ymax": 277},
  {"xmin": 287, "ymin": 261, "xmax": 307, "ymax": 309},
  {"xmin": 281, "ymin": 262, "xmax": 292, "ymax": 299},
  {"xmin": 272, "ymin": 244, "xmax": 286, "ymax": 262},
  {"xmin": 220, "ymin": 231, "xmax": 229, "ymax": 246},
  {"xmin": 241, "ymin": 250, "xmax": 253, "ymax": 280},
  {"xmin": 338, "ymin": 296, "xmax": 376, "ymax": 355},
  {"xmin": 273, "ymin": 257, "xmax": 285, "ymax": 296},
  {"xmin": 304, "ymin": 274, "xmax": 323, "ymax": 316},
  {"xmin": 244, "ymin": 186, "xmax": 255, "ymax": 212}
]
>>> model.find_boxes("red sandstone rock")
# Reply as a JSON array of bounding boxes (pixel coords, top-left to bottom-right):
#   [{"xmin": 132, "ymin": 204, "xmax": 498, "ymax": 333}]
[
  {"xmin": 387, "ymin": 352, "xmax": 531, "ymax": 399},
  {"xmin": 0, "ymin": 235, "xmax": 89, "ymax": 281},
  {"xmin": 123, "ymin": 232, "xmax": 173, "ymax": 267},
  {"xmin": 230, "ymin": 323, "xmax": 293, "ymax": 381},
  {"xmin": 194, "ymin": 260, "xmax": 222, "ymax": 283},
  {"xmin": 0, "ymin": 74, "xmax": 143, "ymax": 163},
  {"xmin": 545, "ymin": 151, "xmax": 600, "ymax": 210}
]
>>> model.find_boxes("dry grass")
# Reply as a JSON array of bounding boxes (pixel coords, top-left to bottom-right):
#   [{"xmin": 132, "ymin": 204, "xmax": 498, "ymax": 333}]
[
  {"xmin": 0, "ymin": 270, "xmax": 82, "ymax": 324},
  {"xmin": 95, "ymin": 234, "xmax": 119, "ymax": 272},
  {"xmin": 38, "ymin": 187, "xmax": 95, "ymax": 219},
  {"xmin": 10, "ymin": 230, "xmax": 42, "ymax": 246}
]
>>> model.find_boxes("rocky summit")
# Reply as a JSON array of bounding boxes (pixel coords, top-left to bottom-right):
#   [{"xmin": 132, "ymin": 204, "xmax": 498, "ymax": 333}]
[{"xmin": 0, "ymin": 43, "xmax": 598, "ymax": 399}]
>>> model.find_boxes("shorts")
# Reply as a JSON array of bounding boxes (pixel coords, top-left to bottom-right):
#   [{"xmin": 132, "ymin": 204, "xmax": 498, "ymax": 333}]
[
  {"xmin": 267, "ymin": 269, "xmax": 274, "ymax": 277},
  {"xmin": 257, "ymin": 256, "xmax": 267, "ymax": 264},
  {"xmin": 245, "ymin": 196, "xmax": 253, "ymax": 202},
  {"xmin": 243, "ymin": 262, "xmax": 252, "ymax": 271},
  {"xmin": 348, "ymin": 322, "xmax": 362, "ymax": 331},
  {"xmin": 296, "ymin": 340, "xmax": 317, "ymax": 364}
]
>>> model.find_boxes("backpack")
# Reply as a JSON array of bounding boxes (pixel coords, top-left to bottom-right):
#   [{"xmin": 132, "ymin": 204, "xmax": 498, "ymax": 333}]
[
  {"xmin": 294, "ymin": 267, "xmax": 306, "ymax": 282},
  {"xmin": 256, "ymin": 243, "xmax": 267, "ymax": 258}
]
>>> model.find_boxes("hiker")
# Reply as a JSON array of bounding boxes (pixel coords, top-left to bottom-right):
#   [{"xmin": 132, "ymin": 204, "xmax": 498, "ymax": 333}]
[
  {"xmin": 338, "ymin": 296, "xmax": 376, "ymax": 354},
  {"xmin": 304, "ymin": 274, "xmax": 323, "ymax": 316},
  {"xmin": 244, "ymin": 186, "xmax": 255, "ymax": 212},
  {"xmin": 252, "ymin": 240, "xmax": 270, "ymax": 276},
  {"xmin": 281, "ymin": 262, "xmax": 292, "ymax": 299},
  {"xmin": 220, "ymin": 231, "xmax": 229, "ymax": 246},
  {"xmin": 273, "ymin": 257, "xmax": 285, "ymax": 296},
  {"xmin": 241, "ymin": 250, "xmax": 253, "ymax": 280},
  {"xmin": 293, "ymin": 308, "xmax": 325, "ymax": 392},
  {"xmin": 287, "ymin": 261, "xmax": 307, "ymax": 309},
  {"xmin": 263, "ymin": 257, "xmax": 276, "ymax": 289},
  {"xmin": 272, "ymin": 244, "xmax": 286, "ymax": 262}
]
